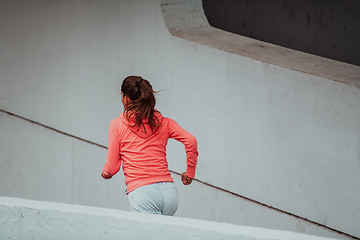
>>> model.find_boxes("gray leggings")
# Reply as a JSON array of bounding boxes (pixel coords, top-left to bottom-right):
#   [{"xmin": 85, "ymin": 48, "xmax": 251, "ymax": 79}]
[{"xmin": 128, "ymin": 182, "xmax": 178, "ymax": 216}]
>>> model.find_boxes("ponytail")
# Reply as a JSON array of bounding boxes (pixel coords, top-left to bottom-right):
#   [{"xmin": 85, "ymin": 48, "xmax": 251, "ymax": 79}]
[{"xmin": 121, "ymin": 76, "xmax": 162, "ymax": 132}]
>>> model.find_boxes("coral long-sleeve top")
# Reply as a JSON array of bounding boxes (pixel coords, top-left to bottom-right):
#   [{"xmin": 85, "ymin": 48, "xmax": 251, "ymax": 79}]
[{"xmin": 102, "ymin": 111, "xmax": 198, "ymax": 193}]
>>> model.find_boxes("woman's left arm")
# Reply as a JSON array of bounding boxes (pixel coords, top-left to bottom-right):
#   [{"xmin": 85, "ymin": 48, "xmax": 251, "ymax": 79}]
[{"xmin": 101, "ymin": 119, "xmax": 122, "ymax": 179}]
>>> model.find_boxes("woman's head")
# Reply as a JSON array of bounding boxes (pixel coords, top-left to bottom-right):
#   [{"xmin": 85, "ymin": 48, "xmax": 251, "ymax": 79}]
[
  {"xmin": 121, "ymin": 76, "xmax": 155, "ymax": 104},
  {"xmin": 121, "ymin": 76, "xmax": 161, "ymax": 132}
]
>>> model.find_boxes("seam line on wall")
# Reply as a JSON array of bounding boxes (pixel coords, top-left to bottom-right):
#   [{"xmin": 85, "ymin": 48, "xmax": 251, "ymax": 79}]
[
  {"xmin": 1, "ymin": 109, "xmax": 358, "ymax": 240},
  {"xmin": 0, "ymin": 109, "xmax": 107, "ymax": 149}
]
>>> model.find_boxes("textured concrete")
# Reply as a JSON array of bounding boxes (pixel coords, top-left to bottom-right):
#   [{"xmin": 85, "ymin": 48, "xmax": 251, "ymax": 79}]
[
  {"xmin": 0, "ymin": 111, "xmax": 348, "ymax": 239},
  {"xmin": 0, "ymin": 197, "xmax": 340, "ymax": 240},
  {"xmin": 161, "ymin": 0, "xmax": 360, "ymax": 87},
  {"xmin": 160, "ymin": 0, "xmax": 360, "ymax": 238}
]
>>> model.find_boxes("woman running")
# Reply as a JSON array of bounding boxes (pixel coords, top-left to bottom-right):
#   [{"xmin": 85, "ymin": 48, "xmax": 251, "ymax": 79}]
[{"xmin": 101, "ymin": 75, "xmax": 198, "ymax": 216}]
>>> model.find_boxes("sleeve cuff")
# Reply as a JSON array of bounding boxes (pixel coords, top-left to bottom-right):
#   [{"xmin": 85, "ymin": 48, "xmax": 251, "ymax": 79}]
[{"xmin": 186, "ymin": 166, "xmax": 196, "ymax": 179}]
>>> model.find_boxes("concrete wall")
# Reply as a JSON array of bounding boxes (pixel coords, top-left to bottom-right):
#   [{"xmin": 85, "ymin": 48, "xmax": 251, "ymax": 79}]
[
  {"xmin": 202, "ymin": 0, "xmax": 360, "ymax": 66},
  {"xmin": 0, "ymin": 0, "xmax": 359, "ymax": 239},
  {"xmin": 0, "ymin": 196, "xmax": 340, "ymax": 240}
]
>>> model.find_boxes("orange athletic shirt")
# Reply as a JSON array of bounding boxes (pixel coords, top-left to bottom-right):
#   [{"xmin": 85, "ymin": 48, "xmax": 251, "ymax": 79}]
[{"xmin": 102, "ymin": 110, "xmax": 198, "ymax": 193}]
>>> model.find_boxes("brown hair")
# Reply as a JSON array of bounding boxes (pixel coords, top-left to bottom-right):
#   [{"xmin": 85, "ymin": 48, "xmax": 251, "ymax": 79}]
[{"xmin": 121, "ymin": 76, "xmax": 162, "ymax": 133}]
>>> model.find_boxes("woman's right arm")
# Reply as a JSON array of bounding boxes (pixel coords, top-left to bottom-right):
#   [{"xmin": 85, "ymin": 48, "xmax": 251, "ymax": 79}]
[{"xmin": 167, "ymin": 118, "xmax": 198, "ymax": 181}]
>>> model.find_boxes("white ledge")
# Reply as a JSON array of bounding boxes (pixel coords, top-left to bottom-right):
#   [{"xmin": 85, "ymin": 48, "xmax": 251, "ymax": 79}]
[{"xmin": 0, "ymin": 197, "xmax": 338, "ymax": 240}]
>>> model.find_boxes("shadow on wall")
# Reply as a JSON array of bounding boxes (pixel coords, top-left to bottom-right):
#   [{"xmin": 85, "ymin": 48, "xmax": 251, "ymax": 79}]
[{"xmin": 202, "ymin": 0, "xmax": 360, "ymax": 66}]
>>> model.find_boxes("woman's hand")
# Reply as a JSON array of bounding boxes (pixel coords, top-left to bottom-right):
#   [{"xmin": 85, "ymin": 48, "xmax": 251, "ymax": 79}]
[
  {"xmin": 181, "ymin": 172, "xmax": 193, "ymax": 185},
  {"xmin": 101, "ymin": 171, "xmax": 112, "ymax": 179}
]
